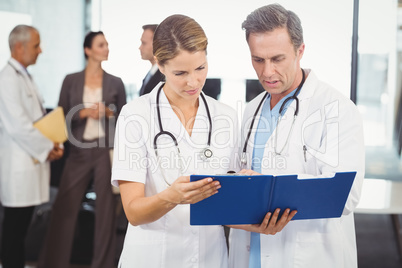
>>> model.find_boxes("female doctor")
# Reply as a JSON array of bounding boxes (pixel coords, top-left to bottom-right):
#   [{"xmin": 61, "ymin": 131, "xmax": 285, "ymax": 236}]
[
  {"xmin": 228, "ymin": 4, "xmax": 365, "ymax": 268},
  {"xmin": 111, "ymin": 14, "xmax": 238, "ymax": 267}
]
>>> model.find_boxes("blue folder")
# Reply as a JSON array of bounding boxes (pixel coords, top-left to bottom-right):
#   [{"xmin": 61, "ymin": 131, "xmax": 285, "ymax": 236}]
[{"xmin": 190, "ymin": 172, "xmax": 356, "ymax": 225}]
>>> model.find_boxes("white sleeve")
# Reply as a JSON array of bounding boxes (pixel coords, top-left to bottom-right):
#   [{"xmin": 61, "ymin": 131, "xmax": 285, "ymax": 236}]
[
  {"xmin": 308, "ymin": 99, "xmax": 365, "ymax": 215},
  {"xmin": 111, "ymin": 104, "xmax": 150, "ymax": 187}
]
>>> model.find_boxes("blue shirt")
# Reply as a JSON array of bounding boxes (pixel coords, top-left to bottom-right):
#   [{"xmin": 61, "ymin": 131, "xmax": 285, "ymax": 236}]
[{"xmin": 249, "ymin": 88, "xmax": 297, "ymax": 268}]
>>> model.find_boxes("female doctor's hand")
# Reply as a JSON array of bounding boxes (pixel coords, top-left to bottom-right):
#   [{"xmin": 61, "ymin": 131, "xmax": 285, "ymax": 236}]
[
  {"xmin": 227, "ymin": 208, "xmax": 297, "ymax": 235},
  {"xmin": 164, "ymin": 175, "xmax": 221, "ymax": 205}
]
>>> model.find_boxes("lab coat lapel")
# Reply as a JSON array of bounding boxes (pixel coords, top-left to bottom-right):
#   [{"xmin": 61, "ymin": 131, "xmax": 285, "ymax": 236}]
[
  {"xmin": 244, "ymin": 93, "xmax": 268, "ymax": 169},
  {"xmin": 9, "ymin": 59, "xmax": 46, "ymax": 116},
  {"xmin": 156, "ymin": 89, "xmax": 188, "ymax": 147},
  {"xmin": 189, "ymin": 94, "xmax": 209, "ymax": 150}
]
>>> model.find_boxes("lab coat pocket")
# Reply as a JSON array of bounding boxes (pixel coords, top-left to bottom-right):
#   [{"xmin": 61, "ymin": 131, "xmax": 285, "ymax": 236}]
[
  {"xmin": 119, "ymin": 242, "xmax": 163, "ymax": 268},
  {"xmin": 294, "ymin": 231, "xmax": 342, "ymax": 268},
  {"xmin": 120, "ymin": 225, "xmax": 165, "ymax": 267}
]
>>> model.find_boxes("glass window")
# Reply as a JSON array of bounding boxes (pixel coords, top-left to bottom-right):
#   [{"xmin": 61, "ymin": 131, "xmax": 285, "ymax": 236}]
[{"xmin": 357, "ymin": 0, "xmax": 402, "ymax": 180}]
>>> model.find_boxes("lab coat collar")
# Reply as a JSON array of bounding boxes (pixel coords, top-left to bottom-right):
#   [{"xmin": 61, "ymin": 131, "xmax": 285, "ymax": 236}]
[
  {"xmin": 8, "ymin": 58, "xmax": 30, "ymax": 77},
  {"xmin": 297, "ymin": 69, "xmax": 317, "ymax": 101}
]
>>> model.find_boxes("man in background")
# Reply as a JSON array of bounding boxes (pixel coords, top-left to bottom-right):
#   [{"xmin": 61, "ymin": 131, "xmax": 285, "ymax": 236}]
[
  {"xmin": 0, "ymin": 25, "xmax": 63, "ymax": 268},
  {"xmin": 138, "ymin": 24, "xmax": 164, "ymax": 96}
]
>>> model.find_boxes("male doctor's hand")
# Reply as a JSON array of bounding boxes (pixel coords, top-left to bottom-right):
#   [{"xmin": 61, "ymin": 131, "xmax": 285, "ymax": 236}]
[
  {"xmin": 228, "ymin": 169, "xmax": 298, "ymax": 235},
  {"xmin": 227, "ymin": 208, "xmax": 297, "ymax": 235},
  {"xmin": 47, "ymin": 143, "xmax": 64, "ymax": 161}
]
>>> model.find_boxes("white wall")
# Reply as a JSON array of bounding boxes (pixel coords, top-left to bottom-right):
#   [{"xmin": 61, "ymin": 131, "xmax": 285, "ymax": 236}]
[
  {"xmin": 98, "ymin": 0, "xmax": 353, "ymax": 109},
  {"xmin": 0, "ymin": 0, "xmax": 86, "ymax": 108}
]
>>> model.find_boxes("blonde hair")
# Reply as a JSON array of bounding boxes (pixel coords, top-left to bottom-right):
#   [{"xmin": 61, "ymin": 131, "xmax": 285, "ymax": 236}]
[{"xmin": 153, "ymin": 14, "xmax": 208, "ymax": 66}]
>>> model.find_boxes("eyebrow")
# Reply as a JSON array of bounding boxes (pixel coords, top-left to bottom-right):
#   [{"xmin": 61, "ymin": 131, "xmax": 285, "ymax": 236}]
[
  {"xmin": 172, "ymin": 61, "xmax": 207, "ymax": 73},
  {"xmin": 252, "ymin": 54, "xmax": 285, "ymax": 61}
]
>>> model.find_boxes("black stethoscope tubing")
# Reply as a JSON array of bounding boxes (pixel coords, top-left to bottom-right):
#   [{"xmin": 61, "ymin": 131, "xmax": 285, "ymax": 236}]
[
  {"xmin": 153, "ymin": 84, "xmax": 212, "ymax": 156},
  {"xmin": 241, "ymin": 69, "xmax": 306, "ymax": 164}
]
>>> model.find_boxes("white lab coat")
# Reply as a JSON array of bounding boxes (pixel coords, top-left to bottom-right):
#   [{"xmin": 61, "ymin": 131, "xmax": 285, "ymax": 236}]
[
  {"xmin": 229, "ymin": 70, "xmax": 365, "ymax": 268},
  {"xmin": 0, "ymin": 58, "xmax": 53, "ymax": 207},
  {"xmin": 112, "ymin": 83, "xmax": 239, "ymax": 268}
]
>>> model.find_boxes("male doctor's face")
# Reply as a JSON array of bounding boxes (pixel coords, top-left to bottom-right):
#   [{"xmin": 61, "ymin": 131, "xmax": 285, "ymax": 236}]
[
  {"xmin": 247, "ymin": 27, "xmax": 304, "ymax": 101},
  {"xmin": 21, "ymin": 29, "xmax": 42, "ymax": 68}
]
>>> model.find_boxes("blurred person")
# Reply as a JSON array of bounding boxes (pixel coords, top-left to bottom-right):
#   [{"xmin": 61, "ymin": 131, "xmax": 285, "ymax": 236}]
[
  {"xmin": 38, "ymin": 31, "xmax": 126, "ymax": 268},
  {"xmin": 138, "ymin": 24, "xmax": 164, "ymax": 96},
  {"xmin": 0, "ymin": 24, "xmax": 63, "ymax": 268},
  {"xmin": 228, "ymin": 4, "xmax": 365, "ymax": 268},
  {"xmin": 111, "ymin": 14, "xmax": 238, "ymax": 267}
]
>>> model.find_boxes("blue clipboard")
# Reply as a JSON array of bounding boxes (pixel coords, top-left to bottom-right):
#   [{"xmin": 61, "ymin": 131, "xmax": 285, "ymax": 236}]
[{"xmin": 190, "ymin": 172, "xmax": 356, "ymax": 225}]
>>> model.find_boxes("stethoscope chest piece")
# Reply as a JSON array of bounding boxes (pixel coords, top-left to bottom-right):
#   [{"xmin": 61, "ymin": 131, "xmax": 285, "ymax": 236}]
[{"xmin": 200, "ymin": 147, "xmax": 213, "ymax": 161}]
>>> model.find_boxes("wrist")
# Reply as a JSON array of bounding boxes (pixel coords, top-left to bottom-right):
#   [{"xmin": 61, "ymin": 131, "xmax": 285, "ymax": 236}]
[
  {"xmin": 80, "ymin": 108, "xmax": 91, "ymax": 119},
  {"xmin": 157, "ymin": 189, "xmax": 179, "ymax": 208}
]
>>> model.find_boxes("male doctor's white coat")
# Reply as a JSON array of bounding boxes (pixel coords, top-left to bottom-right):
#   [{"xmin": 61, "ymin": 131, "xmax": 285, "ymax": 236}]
[
  {"xmin": 229, "ymin": 69, "xmax": 365, "ymax": 268},
  {"xmin": 0, "ymin": 58, "xmax": 53, "ymax": 207}
]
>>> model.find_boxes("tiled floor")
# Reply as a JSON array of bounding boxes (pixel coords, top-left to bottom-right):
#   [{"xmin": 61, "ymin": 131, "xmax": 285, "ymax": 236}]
[{"xmin": 356, "ymin": 214, "xmax": 401, "ymax": 268}]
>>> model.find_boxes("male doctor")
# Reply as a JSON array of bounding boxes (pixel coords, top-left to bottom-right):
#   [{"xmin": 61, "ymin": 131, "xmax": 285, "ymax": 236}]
[
  {"xmin": 228, "ymin": 4, "xmax": 365, "ymax": 268},
  {"xmin": 0, "ymin": 25, "xmax": 63, "ymax": 268}
]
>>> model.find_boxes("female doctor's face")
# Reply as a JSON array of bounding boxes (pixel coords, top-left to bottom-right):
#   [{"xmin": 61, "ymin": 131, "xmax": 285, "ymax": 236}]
[
  {"xmin": 247, "ymin": 27, "xmax": 304, "ymax": 100},
  {"xmin": 158, "ymin": 50, "xmax": 208, "ymax": 102}
]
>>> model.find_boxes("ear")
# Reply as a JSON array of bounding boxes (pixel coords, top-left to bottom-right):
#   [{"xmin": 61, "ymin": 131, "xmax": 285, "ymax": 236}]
[
  {"xmin": 297, "ymin": 43, "xmax": 305, "ymax": 60},
  {"xmin": 13, "ymin": 41, "xmax": 24, "ymax": 53},
  {"xmin": 84, "ymin": 47, "xmax": 91, "ymax": 58},
  {"xmin": 156, "ymin": 58, "xmax": 165, "ymax": 75}
]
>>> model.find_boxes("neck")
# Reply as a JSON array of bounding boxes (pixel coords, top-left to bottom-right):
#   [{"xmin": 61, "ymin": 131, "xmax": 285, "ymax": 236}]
[
  {"xmin": 11, "ymin": 54, "xmax": 28, "ymax": 68},
  {"xmin": 85, "ymin": 60, "xmax": 103, "ymax": 76},
  {"xmin": 271, "ymin": 68, "xmax": 304, "ymax": 108}
]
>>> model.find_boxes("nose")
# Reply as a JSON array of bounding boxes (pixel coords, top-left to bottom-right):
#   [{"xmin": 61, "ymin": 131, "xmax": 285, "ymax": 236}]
[
  {"xmin": 187, "ymin": 72, "xmax": 198, "ymax": 88},
  {"xmin": 262, "ymin": 61, "xmax": 275, "ymax": 78}
]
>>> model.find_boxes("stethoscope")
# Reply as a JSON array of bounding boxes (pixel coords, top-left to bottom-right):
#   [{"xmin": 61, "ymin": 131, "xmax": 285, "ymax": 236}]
[
  {"xmin": 8, "ymin": 61, "xmax": 46, "ymax": 115},
  {"xmin": 240, "ymin": 69, "xmax": 306, "ymax": 168},
  {"xmin": 153, "ymin": 84, "xmax": 213, "ymax": 185}
]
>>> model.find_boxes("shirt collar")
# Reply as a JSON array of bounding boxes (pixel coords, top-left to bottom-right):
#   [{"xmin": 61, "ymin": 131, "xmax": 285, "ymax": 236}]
[
  {"xmin": 150, "ymin": 64, "xmax": 159, "ymax": 76},
  {"xmin": 8, "ymin": 58, "xmax": 30, "ymax": 76}
]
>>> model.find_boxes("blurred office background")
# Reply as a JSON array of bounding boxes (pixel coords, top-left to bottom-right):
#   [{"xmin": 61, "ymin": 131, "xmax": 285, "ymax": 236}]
[{"xmin": 0, "ymin": 0, "xmax": 401, "ymax": 267}]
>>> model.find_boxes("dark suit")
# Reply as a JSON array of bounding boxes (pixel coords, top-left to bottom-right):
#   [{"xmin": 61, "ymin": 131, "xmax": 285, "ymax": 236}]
[
  {"xmin": 38, "ymin": 70, "xmax": 126, "ymax": 268},
  {"xmin": 139, "ymin": 66, "xmax": 164, "ymax": 96}
]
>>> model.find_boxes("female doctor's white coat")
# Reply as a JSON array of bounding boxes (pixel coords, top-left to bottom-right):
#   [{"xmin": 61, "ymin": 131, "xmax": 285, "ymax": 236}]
[
  {"xmin": 111, "ymin": 83, "xmax": 239, "ymax": 268},
  {"xmin": 0, "ymin": 59, "xmax": 54, "ymax": 207},
  {"xmin": 229, "ymin": 70, "xmax": 365, "ymax": 268}
]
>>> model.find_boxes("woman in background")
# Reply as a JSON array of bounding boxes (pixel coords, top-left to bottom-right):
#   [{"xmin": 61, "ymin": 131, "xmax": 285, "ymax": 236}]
[
  {"xmin": 39, "ymin": 31, "xmax": 126, "ymax": 268},
  {"xmin": 111, "ymin": 14, "xmax": 238, "ymax": 267}
]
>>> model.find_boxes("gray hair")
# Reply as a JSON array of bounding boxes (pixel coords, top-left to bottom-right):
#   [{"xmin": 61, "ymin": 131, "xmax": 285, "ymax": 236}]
[
  {"xmin": 242, "ymin": 3, "xmax": 303, "ymax": 51},
  {"xmin": 8, "ymin": 25, "xmax": 38, "ymax": 51}
]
